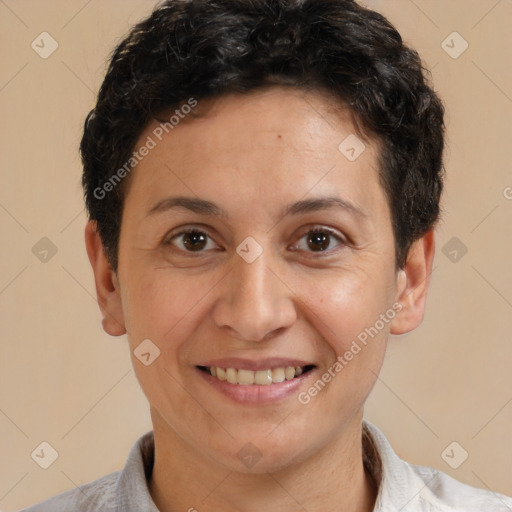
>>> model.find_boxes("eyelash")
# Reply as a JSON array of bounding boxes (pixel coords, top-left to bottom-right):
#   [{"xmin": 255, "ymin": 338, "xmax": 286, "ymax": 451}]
[
  {"xmin": 163, "ymin": 225, "xmax": 347, "ymax": 257},
  {"xmin": 290, "ymin": 226, "xmax": 346, "ymax": 255}
]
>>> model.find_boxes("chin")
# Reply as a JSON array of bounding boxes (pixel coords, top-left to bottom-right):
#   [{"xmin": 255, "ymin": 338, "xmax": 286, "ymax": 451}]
[{"xmin": 204, "ymin": 428, "xmax": 319, "ymax": 475}]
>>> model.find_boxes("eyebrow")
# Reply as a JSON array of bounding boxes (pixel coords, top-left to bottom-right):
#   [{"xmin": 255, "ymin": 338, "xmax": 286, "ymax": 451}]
[{"xmin": 147, "ymin": 195, "xmax": 366, "ymax": 220}]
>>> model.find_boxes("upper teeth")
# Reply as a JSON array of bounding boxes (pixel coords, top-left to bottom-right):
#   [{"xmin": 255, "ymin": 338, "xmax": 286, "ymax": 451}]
[{"xmin": 209, "ymin": 366, "xmax": 304, "ymax": 385}]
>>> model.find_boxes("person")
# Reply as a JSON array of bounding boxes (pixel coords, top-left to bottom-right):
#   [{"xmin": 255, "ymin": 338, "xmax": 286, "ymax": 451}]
[{"xmin": 22, "ymin": 0, "xmax": 512, "ymax": 510}]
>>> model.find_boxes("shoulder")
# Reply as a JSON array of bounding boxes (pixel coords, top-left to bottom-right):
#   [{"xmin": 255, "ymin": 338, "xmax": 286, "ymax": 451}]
[
  {"xmin": 363, "ymin": 421, "xmax": 512, "ymax": 512},
  {"xmin": 21, "ymin": 430, "xmax": 156, "ymax": 512},
  {"xmin": 20, "ymin": 471, "xmax": 119, "ymax": 512},
  {"xmin": 412, "ymin": 463, "xmax": 512, "ymax": 512}
]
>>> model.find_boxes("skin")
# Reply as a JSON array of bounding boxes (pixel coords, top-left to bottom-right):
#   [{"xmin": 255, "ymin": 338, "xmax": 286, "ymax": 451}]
[{"xmin": 86, "ymin": 86, "xmax": 435, "ymax": 512}]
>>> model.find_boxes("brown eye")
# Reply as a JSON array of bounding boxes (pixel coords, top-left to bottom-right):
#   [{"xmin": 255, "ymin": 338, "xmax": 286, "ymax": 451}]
[
  {"xmin": 167, "ymin": 229, "xmax": 218, "ymax": 252},
  {"xmin": 293, "ymin": 228, "xmax": 344, "ymax": 254},
  {"xmin": 182, "ymin": 231, "xmax": 207, "ymax": 251},
  {"xmin": 307, "ymin": 231, "xmax": 331, "ymax": 251}
]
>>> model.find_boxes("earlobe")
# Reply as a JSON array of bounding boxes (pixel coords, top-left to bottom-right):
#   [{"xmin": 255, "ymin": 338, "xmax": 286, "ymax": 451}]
[
  {"xmin": 84, "ymin": 221, "xmax": 127, "ymax": 337},
  {"xmin": 390, "ymin": 230, "xmax": 435, "ymax": 335}
]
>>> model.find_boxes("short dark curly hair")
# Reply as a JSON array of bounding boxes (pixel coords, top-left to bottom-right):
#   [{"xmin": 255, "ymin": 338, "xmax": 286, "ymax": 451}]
[{"xmin": 81, "ymin": 0, "xmax": 444, "ymax": 272}]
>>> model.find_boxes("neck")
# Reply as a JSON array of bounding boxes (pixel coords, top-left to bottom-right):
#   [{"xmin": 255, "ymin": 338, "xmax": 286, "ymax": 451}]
[{"xmin": 148, "ymin": 410, "xmax": 377, "ymax": 512}]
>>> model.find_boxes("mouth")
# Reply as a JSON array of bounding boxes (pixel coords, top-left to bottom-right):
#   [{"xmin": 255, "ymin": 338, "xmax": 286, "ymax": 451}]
[{"xmin": 197, "ymin": 364, "xmax": 316, "ymax": 385}]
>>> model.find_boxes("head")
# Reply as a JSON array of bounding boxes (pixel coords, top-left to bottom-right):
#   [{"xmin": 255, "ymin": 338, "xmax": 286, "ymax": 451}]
[{"xmin": 83, "ymin": 0, "xmax": 444, "ymax": 473}]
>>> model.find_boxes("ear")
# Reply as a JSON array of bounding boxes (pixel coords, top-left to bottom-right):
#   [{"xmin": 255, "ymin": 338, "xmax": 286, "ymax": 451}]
[
  {"xmin": 390, "ymin": 230, "xmax": 435, "ymax": 335},
  {"xmin": 84, "ymin": 221, "xmax": 126, "ymax": 336}
]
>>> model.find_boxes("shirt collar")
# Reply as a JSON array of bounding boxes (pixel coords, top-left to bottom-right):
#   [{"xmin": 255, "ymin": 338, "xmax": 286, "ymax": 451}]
[
  {"xmin": 115, "ymin": 430, "xmax": 159, "ymax": 512},
  {"xmin": 363, "ymin": 420, "xmax": 447, "ymax": 511}
]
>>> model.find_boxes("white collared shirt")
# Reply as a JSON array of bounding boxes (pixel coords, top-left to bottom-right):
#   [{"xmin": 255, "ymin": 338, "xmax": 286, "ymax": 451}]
[{"xmin": 22, "ymin": 420, "xmax": 512, "ymax": 511}]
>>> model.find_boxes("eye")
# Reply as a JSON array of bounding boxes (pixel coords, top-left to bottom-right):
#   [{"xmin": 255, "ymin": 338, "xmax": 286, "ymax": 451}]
[
  {"xmin": 291, "ymin": 227, "xmax": 345, "ymax": 254},
  {"xmin": 165, "ymin": 228, "xmax": 219, "ymax": 253}
]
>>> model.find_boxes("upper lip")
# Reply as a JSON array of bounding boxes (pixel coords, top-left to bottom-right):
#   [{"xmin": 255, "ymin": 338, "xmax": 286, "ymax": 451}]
[{"xmin": 197, "ymin": 358, "xmax": 316, "ymax": 371}]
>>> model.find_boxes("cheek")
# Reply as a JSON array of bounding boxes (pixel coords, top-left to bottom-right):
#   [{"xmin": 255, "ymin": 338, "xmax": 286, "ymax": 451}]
[
  {"xmin": 297, "ymin": 265, "xmax": 395, "ymax": 354},
  {"xmin": 121, "ymin": 268, "xmax": 216, "ymax": 347},
  {"xmin": 295, "ymin": 272, "xmax": 392, "ymax": 417},
  {"xmin": 121, "ymin": 270, "xmax": 216, "ymax": 417}
]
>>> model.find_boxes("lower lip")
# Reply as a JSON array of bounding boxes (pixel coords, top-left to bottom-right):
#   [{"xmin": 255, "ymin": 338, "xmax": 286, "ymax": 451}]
[{"xmin": 196, "ymin": 367, "xmax": 314, "ymax": 405}]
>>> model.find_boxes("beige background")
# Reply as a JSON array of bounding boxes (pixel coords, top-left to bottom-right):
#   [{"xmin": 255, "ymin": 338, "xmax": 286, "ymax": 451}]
[{"xmin": 1, "ymin": 0, "xmax": 511, "ymax": 509}]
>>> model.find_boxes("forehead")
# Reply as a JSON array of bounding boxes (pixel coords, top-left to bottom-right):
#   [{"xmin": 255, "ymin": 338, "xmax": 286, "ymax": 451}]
[{"xmin": 122, "ymin": 86, "xmax": 385, "ymax": 223}]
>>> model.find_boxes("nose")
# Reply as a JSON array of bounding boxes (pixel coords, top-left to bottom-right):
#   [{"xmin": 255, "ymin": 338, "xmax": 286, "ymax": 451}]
[{"xmin": 211, "ymin": 247, "xmax": 297, "ymax": 342}]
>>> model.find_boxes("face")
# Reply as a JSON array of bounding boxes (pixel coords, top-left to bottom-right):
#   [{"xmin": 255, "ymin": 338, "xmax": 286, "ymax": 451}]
[{"xmin": 88, "ymin": 86, "xmax": 431, "ymax": 473}]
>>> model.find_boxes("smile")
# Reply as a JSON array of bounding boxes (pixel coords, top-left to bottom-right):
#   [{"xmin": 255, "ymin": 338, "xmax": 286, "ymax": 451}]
[{"xmin": 198, "ymin": 365, "xmax": 315, "ymax": 385}]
